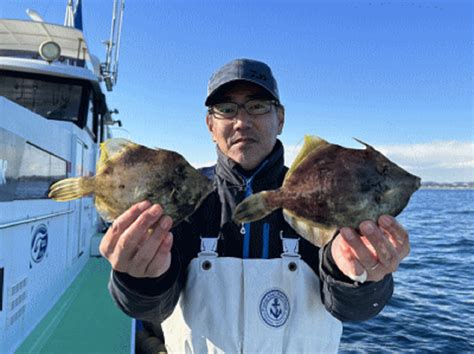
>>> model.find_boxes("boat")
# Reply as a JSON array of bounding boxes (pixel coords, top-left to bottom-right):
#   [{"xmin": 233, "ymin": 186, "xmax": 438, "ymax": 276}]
[{"xmin": 0, "ymin": 1, "xmax": 132, "ymax": 353}]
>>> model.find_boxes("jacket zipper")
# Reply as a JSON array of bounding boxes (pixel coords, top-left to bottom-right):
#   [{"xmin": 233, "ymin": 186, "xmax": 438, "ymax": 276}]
[{"xmin": 240, "ymin": 160, "xmax": 268, "ymax": 259}]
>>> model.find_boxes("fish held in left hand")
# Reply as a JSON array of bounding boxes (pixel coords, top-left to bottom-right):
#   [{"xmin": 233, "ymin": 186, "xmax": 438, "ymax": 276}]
[
  {"xmin": 48, "ymin": 139, "xmax": 213, "ymax": 225},
  {"xmin": 233, "ymin": 135, "xmax": 421, "ymax": 247}
]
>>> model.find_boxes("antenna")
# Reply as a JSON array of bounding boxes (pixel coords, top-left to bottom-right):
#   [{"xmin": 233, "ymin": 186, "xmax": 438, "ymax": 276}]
[{"xmin": 101, "ymin": 0, "xmax": 125, "ymax": 91}]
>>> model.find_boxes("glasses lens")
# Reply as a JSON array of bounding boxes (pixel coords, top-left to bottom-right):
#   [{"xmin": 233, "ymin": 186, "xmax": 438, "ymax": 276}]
[
  {"xmin": 211, "ymin": 100, "xmax": 275, "ymax": 119},
  {"xmin": 212, "ymin": 103, "xmax": 237, "ymax": 118},
  {"xmin": 245, "ymin": 100, "xmax": 272, "ymax": 115}
]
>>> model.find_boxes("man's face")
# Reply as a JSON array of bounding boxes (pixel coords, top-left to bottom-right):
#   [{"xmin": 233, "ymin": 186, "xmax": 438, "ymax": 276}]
[{"xmin": 206, "ymin": 82, "xmax": 284, "ymax": 171}]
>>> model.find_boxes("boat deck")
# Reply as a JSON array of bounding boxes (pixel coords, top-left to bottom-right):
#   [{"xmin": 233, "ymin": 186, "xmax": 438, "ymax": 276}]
[{"xmin": 16, "ymin": 256, "xmax": 132, "ymax": 354}]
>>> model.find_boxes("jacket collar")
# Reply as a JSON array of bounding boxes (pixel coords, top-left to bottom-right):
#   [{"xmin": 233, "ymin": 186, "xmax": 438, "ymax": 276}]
[{"xmin": 215, "ymin": 139, "xmax": 285, "ymax": 188}]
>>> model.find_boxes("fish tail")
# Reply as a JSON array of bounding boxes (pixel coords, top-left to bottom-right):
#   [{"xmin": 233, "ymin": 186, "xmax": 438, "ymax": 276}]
[
  {"xmin": 48, "ymin": 177, "xmax": 95, "ymax": 201},
  {"xmin": 233, "ymin": 191, "xmax": 280, "ymax": 223}
]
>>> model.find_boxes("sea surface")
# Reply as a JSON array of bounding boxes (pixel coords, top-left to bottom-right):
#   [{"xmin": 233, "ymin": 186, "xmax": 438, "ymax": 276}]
[{"xmin": 340, "ymin": 189, "xmax": 474, "ymax": 353}]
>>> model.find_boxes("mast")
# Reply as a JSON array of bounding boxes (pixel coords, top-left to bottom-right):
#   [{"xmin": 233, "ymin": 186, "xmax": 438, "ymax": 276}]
[
  {"xmin": 102, "ymin": 0, "xmax": 125, "ymax": 91},
  {"xmin": 64, "ymin": 0, "xmax": 74, "ymax": 27}
]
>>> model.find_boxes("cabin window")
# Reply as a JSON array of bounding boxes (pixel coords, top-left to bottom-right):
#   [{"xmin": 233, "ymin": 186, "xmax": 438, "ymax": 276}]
[
  {"xmin": 0, "ymin": 128, "xmax": 67, "ymax": 201},
  {"xmin": 0, "ymin": 70, "xmax": 91, "ymax": 128},
  {"xmin": 85, "ymin": 92, "xmax": 98, "ymax": 142}
]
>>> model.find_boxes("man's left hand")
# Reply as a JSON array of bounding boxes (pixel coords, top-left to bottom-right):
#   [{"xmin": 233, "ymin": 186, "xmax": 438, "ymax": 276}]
[{"xmin": 331, "ymin": 215, "xmax": 410, "ymax": 283}]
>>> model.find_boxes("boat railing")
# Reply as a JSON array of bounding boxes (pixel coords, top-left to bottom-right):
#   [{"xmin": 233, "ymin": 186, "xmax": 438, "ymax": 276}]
[{"xmin": 0, "ymin": 209, "xmax": 74, "ymax": 230}]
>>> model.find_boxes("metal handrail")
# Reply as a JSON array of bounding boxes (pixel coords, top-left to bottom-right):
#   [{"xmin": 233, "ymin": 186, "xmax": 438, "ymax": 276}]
[{"xmin": 0, "ymin": 209, "xmax": 74, "ymax": 229}]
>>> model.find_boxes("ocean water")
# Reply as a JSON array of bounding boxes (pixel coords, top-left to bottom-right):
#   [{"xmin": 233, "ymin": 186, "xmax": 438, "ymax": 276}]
[{"xmin": 340, "ymin": 189, "xmax": 474, "ymax": 353}]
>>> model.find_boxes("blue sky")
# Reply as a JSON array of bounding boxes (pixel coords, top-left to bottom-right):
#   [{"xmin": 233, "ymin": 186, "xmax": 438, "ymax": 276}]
[{"xmin": 2, "ymin": 0, "xmax": 473, "ymax": 182}]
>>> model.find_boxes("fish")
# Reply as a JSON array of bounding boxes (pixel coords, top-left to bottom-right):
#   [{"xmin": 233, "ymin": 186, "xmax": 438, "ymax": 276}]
[
  {"xmin": 49, "ymin": 138, "xmax": 214, "ymax": 225},
  {"xmin": 234, "ymin": 135, "xmax": 421, "ymax": 248}
]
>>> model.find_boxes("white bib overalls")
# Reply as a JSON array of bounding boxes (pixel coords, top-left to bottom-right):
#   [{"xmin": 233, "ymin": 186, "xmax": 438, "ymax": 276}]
[{"xmin": 162, "ymin": 236, "xmax": 342, "ymax": 353}]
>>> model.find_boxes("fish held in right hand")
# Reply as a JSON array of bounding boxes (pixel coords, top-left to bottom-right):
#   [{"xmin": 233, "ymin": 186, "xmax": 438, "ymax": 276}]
[{"xmin": 49, "ymin": 138, "xmax": 213, "ymax": 226}]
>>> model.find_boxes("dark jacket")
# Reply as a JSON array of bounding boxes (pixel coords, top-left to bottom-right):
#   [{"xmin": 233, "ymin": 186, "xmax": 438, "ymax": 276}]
[{"xmin": 109, "ymin": 140, "xmax": 394, "ymax": 324}]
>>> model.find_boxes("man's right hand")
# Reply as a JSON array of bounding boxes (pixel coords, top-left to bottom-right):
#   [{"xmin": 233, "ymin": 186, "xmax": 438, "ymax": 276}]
[{"xmin": 99, "ymin": 200, "xmax": 174, "ymax": 278}]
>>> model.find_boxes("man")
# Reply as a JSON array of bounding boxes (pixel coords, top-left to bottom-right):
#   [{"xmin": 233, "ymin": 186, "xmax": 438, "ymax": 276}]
[{"xmin": 101, "ymin": 59, "xmax": 410, "ymax": 353}]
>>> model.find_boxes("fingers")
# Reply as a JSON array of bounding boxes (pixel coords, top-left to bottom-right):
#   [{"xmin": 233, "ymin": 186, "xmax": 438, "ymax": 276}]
[
  {"xmin": 334, "ymin": 216, "xmax": 411, "ymax": 283},
  {"xmin": 332, "ymin": 231, "xmax": 367, "ymax": 281},
  {"xmin": 99, "ymin": 201, "xmax": 175, "ymax": 278},
  {"xmin": 378, "ymin": 215, "xmax": 410, "ymax": 259},
  {"xmin": 359, "ymin": 220, "xmax": 399, "ymax": 271},
  {"xmin": 339, "ymin": 228, "xmax": 385, "ymax": 282},
  {"xmin": 114, "ymin": 204, "xmax": 167, "ymax": 262},
  {"xmin": 100, "ymin": 200, "xmax": 152, "ymax": 257},
  {"xmin": 130, "ymin": 217, "xmax": 174, "ymax": 277},
  {"xmin": 145, "ymin": 231, "xmax": 174, "ymax": 277},
  {"xmin": 340, "ymin": 227, "xmax": 378, "ymax": 268}
]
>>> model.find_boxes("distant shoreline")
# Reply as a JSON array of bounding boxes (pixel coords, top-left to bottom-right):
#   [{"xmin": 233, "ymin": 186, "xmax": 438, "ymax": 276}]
[
  {"xmin": 420, "ymin": 182, "xmax": 474, "ymax": 190},
  {"xmin": 420, "ymin": 187, "xmax": 474, "ymax": 190}
]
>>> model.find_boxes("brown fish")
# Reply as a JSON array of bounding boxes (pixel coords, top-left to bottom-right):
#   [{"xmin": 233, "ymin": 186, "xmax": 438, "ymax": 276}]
[
  {"xmin": 234, "ymin": 135, "xmax": 421, "ymax": 247},
  {"xmin": 49, "ymin": 139, "xmax": 213, "ymax": 224}
]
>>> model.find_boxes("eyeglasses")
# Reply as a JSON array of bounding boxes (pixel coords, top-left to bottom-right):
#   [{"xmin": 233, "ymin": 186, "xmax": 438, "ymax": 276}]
[{"xmin": 208, "ymin": 99, "xmax": 279, "ymax": 120}]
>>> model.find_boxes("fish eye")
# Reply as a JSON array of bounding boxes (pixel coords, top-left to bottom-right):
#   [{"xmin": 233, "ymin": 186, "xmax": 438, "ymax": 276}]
[
  {"xmin": 118, "ymin": 184, "xmax": 125, "ymax": 189},
  {"xmin": 175, "ymin": 165, "xmax": 185, "ymax": 174},
  {"xmin": 378, "ymin": 164, "xmax": 389, "ymax": 176}
]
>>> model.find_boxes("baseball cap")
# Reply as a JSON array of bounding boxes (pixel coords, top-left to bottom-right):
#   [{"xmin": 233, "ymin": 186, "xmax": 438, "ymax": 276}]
[{"xmin": 205, "ymin": 58, "xmax": 280, "ymax": 106}]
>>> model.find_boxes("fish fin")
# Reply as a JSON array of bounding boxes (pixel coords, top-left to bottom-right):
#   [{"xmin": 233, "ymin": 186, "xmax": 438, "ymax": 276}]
[
  {"xmin": 353, "ymin": 138, "xmax": 376, "ymax": 151},
  {"xmin": 48, "ymin": 176, "xmax": 95, "ymax": 201},
  {"xmin": 283, "ymin": 210, "xmax": 336, "ymax": 248},
  {"xmin": 97, "ymin": 138, "xmax": 135, "ymax": 174},
  {"xmin": 95, "ymin": 196, "xmax": 116, "ymax": 222},
  {"xmin": 286, "ymin": 135, "xmax": 329, "ymax": 179},
  {"xmin": 233, "ymin": 191, "xmax": 277, "ymax": 223}
]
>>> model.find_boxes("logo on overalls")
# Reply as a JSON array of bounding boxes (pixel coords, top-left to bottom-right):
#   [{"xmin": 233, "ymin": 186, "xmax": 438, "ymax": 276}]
[{"xmin": 259, "ymin": 288, "xmax": 290, "ymax": 328}]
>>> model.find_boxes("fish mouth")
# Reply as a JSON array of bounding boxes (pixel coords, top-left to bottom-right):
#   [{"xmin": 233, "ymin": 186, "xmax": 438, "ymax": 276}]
[{"xmin": 415, "ymin": 177, "xmax": 422, "ymax": 189}]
